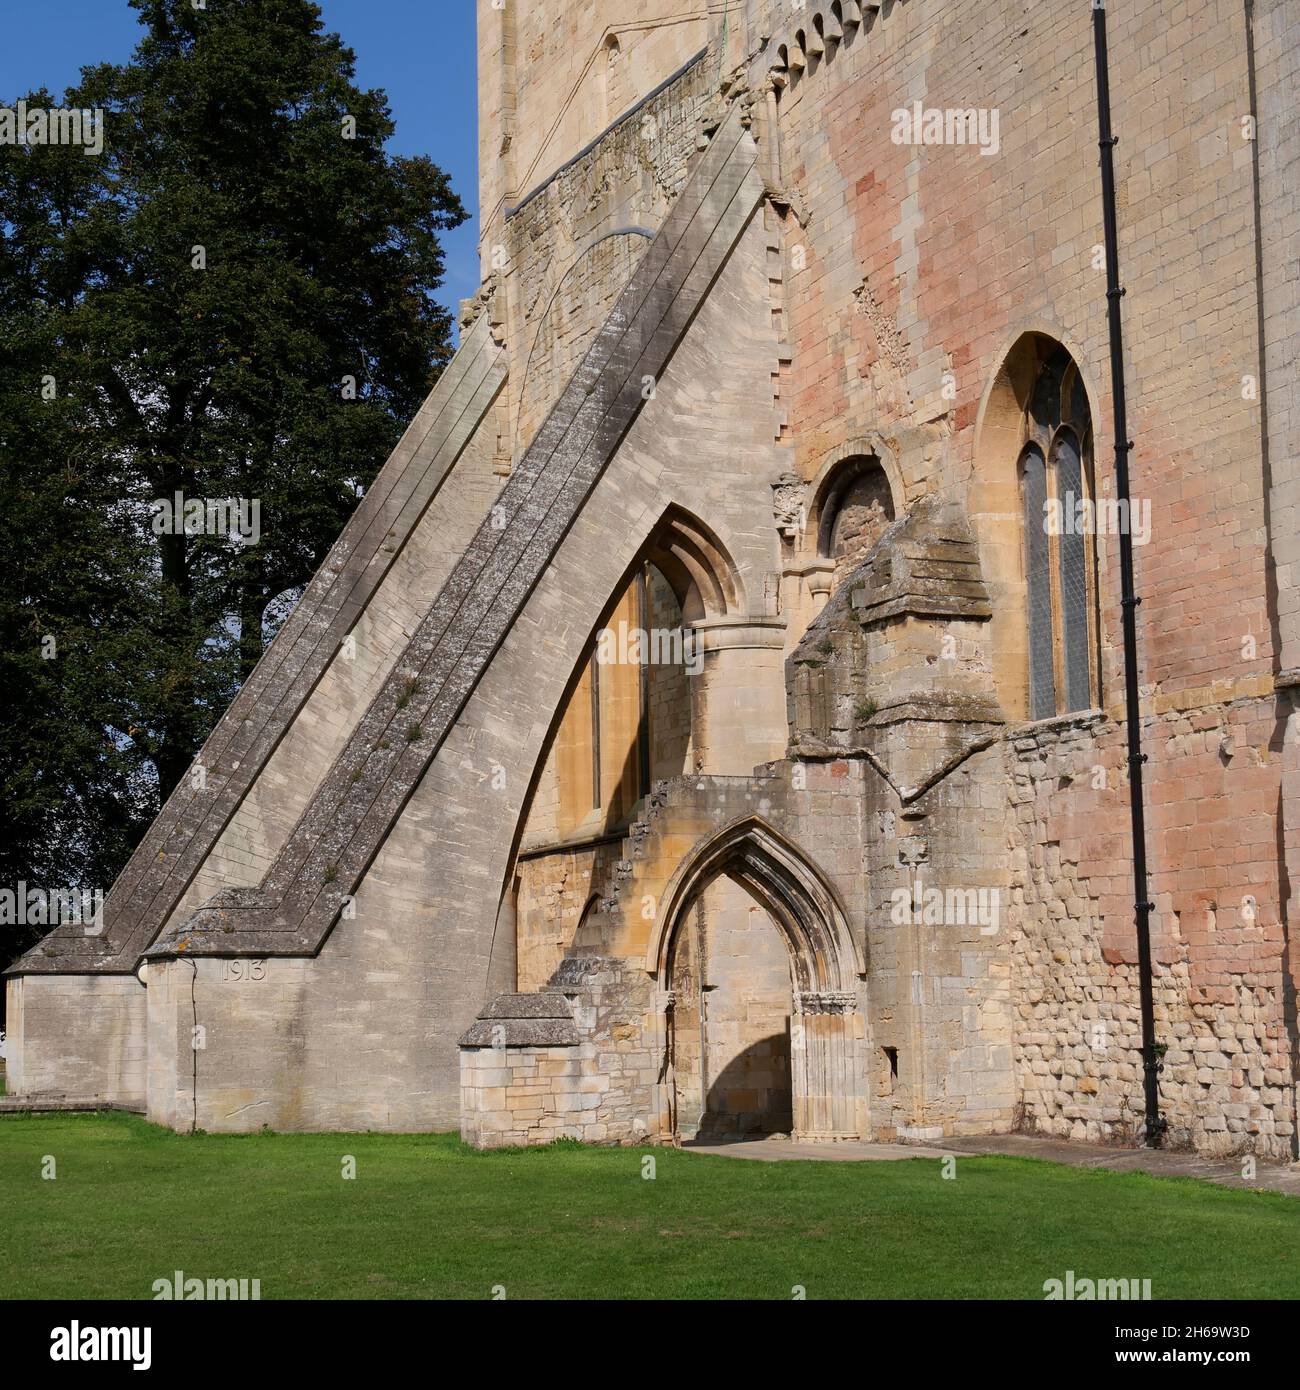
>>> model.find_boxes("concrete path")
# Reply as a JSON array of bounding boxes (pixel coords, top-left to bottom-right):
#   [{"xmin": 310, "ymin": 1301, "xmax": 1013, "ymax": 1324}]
[
  {"xmin": 933, "ymin": 1132, "xmax": 1300, "ymax": 1196},
  {"xmin": 685, "ymin": 1136, "xmax": 965, "ymax": 1163},
  {"xmin": 685, "ymin": 1132, "xmax": 1300, "ymax": 1196}
]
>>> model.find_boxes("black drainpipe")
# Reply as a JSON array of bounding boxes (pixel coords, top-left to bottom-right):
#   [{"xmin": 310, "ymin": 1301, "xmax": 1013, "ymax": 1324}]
[{"xmin": 1092, "ymin": 0, "xmax": 1166, "ymax": 1148}]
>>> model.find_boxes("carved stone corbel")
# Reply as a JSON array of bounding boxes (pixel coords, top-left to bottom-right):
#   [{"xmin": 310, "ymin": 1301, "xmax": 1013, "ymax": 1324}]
[{"xmin": 771, "ymin": 471, "xmax": 808, "ymax": 542}]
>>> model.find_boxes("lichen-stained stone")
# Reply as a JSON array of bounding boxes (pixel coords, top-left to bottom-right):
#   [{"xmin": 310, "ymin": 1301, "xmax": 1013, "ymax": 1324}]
[
  {"xmin": 140, "ymin": 103, "xmax": 767, "ymax": 964},
  {"xmin": 460, "ymin": 994, "xmax": 581, "ymax": 1048},
  {"xmin": 8, "ymin": 314, "xmax": 507, "ymax": 978}
]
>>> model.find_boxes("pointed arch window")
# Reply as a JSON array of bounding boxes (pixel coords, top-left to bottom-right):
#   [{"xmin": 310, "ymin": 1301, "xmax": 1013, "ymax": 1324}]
[
  {"xmin": 1018, "ymin": 349, "xmax": 1099, "ymax": 718},
  {"xmin": 1053, "ymin": 428, "xmax": 1091, "ymax": 713},
  {"xmin": 1020, "ymin": 445, "xmax": 1055, "ymax": 719}
]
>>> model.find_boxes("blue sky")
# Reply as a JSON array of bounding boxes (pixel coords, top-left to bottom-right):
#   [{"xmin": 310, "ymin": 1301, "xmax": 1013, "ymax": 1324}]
[{"xmin": 0, "ymin": 0, "xmax": 481, "ymax": 335}]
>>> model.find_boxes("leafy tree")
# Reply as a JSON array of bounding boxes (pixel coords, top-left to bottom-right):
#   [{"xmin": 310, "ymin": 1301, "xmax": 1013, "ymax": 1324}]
[{"xmin": 0, "ymin": 0, "xmax": 466, "ymax": 974}]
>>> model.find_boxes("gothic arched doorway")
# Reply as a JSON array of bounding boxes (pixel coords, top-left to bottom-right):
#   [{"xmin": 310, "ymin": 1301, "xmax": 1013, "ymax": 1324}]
[{"xmin": 648, "ymin": 817, "xmax": 865, "ymax": 1143}]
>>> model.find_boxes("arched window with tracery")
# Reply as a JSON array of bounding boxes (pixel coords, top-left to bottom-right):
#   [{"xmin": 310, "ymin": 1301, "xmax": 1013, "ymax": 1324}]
[{"xmin": 1017, "ymin": 345, "xmax": 1098, "ymax": 718}]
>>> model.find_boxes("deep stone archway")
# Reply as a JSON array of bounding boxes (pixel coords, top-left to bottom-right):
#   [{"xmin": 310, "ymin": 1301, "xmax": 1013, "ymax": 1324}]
[{"xmin": 648, "ymin": 816, "xmax": 865, "ymax": 1142}]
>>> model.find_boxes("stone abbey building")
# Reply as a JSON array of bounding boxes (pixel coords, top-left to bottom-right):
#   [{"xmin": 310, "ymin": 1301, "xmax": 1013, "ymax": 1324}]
[{"xmin": 7, "ymin": 0, "xmax": 1299, "ymax": 1159}]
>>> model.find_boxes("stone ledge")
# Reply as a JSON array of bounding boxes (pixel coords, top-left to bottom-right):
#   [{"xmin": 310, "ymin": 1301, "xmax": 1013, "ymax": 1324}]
[
  {"xmin": 0, "ymin": 1096, "xmax": 145, "ymax": 1115},
  {"xmin": 482, "ymin": 992, "xmax": 575, "ymax": 1020},
  {"xmin": 459, "ymin": 993, "xmax": 581, "ymax": 1048}
]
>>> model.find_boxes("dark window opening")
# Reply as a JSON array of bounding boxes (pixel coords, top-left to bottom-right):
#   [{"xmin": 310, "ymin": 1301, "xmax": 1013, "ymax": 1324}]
[{"xmin": 883, "ymin": 1046, "xmax": 898, "ymax": 1094}]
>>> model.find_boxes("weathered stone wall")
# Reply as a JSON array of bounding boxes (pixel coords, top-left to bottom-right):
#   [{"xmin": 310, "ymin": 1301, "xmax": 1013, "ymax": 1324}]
[
  {"xmin": 475, "ymin": 0, "xmax": 715, "ymax": 267},
  {"xmin": 1253, "ymin": 0, "xmax": 1300, "ymax": 1153},
  {"xmin": 760, "ymin": 0, "xmax": 1276, "ymax": 705},
  {"xmin": 163, "ymin": 0, "xmax": 1299, "ymax": 1151},
  {"xmin": 565, "ymin": 754, "xmax": 1012, "ymax": 1143},
  {"xmin": 860, "ymin": 744, "xmax": 1017, "ymax": 1141},
  {"xmin": 1008, "ymin": 704, "xmax": 1294, "ymax": 1158},
  {"xmin": 515, "ymin": 840, "xmax": 625, "ymax": 992},
  {"xmin": 748, "ymin": 0, "xmax": 1297, "ymax": 1154},
  {"xmin": 460, "ymin": 962, "xmax": 656, "ymax": 1148},
  {"xmin": 828, "ymin": 467, "xmax": 895, "ymax": 588},
  {"xmin": 1244, "ymin": 0, "xmax": 1299, "ymax": 689},
  {"xmin": 461, "ymin": 1044, "xmax": 592, "ymax": 1148},
  {"xmin": 501, "ymin": 51, "xmax": 714, "ymax": 453},
  {"xmin": 6, "ymin": 974, "xmax": 146, "ymax": 1108}
]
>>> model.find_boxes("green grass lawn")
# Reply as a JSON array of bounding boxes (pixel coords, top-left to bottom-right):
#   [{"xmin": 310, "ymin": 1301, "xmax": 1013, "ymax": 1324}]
[{"xmin": 1, "ymin": 1111, "xmax": 1295, "ymax": 1299}]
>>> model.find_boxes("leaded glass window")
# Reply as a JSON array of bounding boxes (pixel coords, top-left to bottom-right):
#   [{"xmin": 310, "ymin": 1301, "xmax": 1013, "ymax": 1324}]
[
  {"xmin": 1021, "ymin": 446, "xmax": 1056, "ymax": 720},
  {"xmin": 1018, "ymin": 349, "xmax": 1098, "ymax": 717}
]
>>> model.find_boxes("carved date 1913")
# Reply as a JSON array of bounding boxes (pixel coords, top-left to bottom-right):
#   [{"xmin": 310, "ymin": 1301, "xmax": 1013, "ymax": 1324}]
[{"xmin": 221, "ymin": 959, "xmax": 267, "ymax": 982}]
